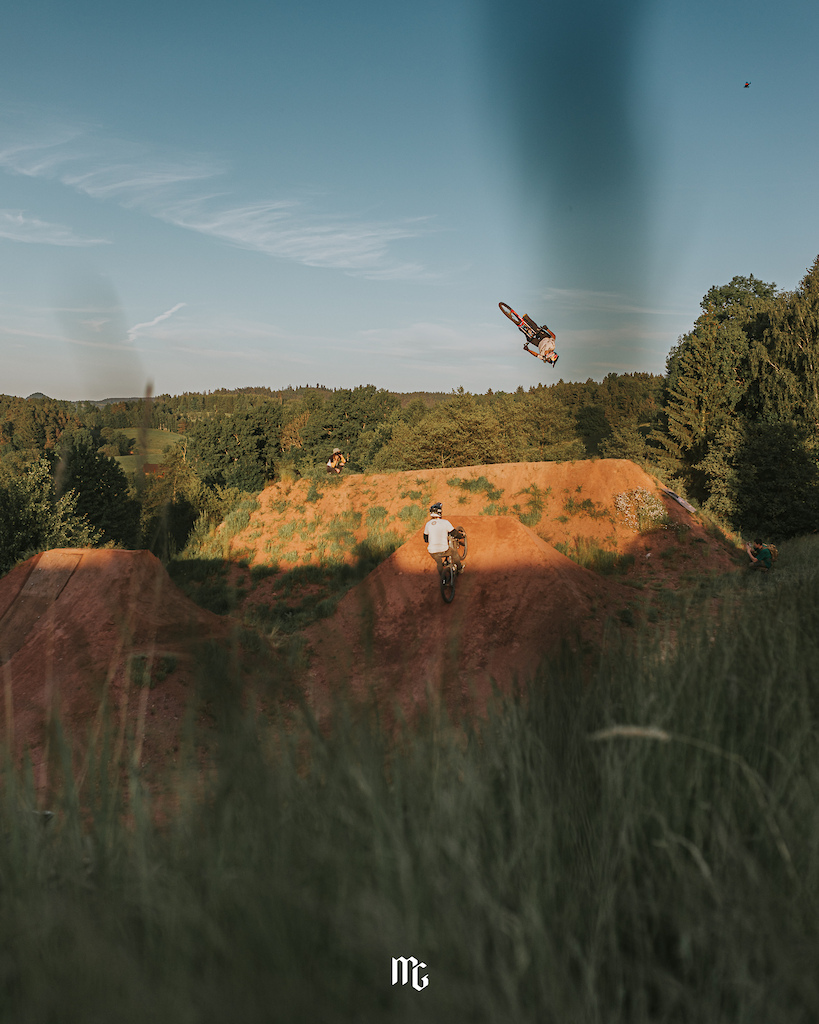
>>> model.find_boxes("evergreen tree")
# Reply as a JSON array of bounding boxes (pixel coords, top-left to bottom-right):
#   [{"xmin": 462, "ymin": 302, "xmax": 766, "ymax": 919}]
[
  {"xmin": 657, "ymin": 275, "xmax": 777, "ymax": 503},
  {"xmin": 729, "ymin": 421, "xmax": 819, "ymax": 538},
  {"xmin": 657, "ymin": 261, "xmax": 819, "ymax": 534},
  {"xmin": 598, "ymin": 421, "xmax": 652, "ymax": 462},
  {"xmin": 138, "ymin": 443, "xmax": 211, "ymax": 558},
  {"xmin": 745, "ymin": 256, "xmax": 819, "ymax": 425},
  {"xmin": 0, "ymin": 460, "xmax": 101, "ymax": 574},
  {"xmin": 54, "ymin": 433, "xmax": 140, "ymax": 546}
]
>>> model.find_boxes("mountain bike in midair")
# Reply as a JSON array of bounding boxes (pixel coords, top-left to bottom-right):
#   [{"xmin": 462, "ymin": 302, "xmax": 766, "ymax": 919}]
[{"xmin": 499, "ymin": 302, "xmax": 559, "ymax": 367}]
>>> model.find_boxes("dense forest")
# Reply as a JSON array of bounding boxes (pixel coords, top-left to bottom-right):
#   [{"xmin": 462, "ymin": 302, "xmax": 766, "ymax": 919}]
[{"xmin": 3, "ymin": 257, "xmax": 819, "ymax": 572}]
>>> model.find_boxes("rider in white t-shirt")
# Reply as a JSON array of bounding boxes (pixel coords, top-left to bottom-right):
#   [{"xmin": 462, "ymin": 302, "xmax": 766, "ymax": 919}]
[{"xmin": 422, "ymin": 502, "xmax": 464, "ymax": 575}]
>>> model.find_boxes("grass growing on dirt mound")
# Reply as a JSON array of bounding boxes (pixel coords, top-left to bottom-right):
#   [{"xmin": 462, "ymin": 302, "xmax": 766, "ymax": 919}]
[
  {"xmin": 555, "ymin": 536, "xmax": 636, "ymax": 575},
  {"xmin": 2, "ymin": 538, "xmax": 819, "ymax": 1022},
  {"xmin": 169, "ymin": 496, "xmax": 409, "ymax": 637}
]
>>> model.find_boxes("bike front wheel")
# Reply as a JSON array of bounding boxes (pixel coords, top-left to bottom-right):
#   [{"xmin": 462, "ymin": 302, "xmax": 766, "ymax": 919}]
[
  {"xmin": 499, "ymin": 302, "xmax": 522, "ymax": 326},
  {"xmin": 440, "ymin": 564, "xmax": 456, "ymax": 603}
]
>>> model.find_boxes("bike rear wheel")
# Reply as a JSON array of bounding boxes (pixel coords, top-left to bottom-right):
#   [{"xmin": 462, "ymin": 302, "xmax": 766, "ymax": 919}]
[
  {"xmin": 440, "ymin": 564, "xmax": 456, "ymax": 603},
  {"xmin": 455, "ymin": 532, "xmax": 467, "ymax": 561},
  {"xmin": 499, "ymin": 302, "xmax": 522, "ymax": 326}
]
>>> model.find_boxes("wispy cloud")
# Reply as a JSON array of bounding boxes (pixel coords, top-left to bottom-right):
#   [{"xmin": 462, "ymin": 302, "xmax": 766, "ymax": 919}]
[
  {"xmin": 540, "ymin": 286, "xmax": 685, "ymax": 317},
  {"xmin": 0, "ymin": 109, "xmax": 429, "ymax": 277},
  {"xmin": 127, "ymin": 302, "xmax": 186, "ymax": 343},
  {"xmin": 154, "ymin": 196, "xmax": 430, "ymax": 274},
  {"xmin": 0, "ymin": 209, "xmax": 109, "ymax": 246}
]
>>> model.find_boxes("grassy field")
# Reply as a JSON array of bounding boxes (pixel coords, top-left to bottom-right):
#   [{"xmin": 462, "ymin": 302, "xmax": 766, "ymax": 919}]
[
  {"xmin": 2, "ymin": 538, "xmax": 819, "ymax": 1021},
  {"xmin": 114, "ymin": 428, "xmax": 185, "ymax": 474}
]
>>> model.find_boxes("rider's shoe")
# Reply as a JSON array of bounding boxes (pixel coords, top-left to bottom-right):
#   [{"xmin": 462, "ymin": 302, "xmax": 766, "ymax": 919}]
[{"xmin": 551, "ymin": 355, "xmax": 559, "ymax": 366}]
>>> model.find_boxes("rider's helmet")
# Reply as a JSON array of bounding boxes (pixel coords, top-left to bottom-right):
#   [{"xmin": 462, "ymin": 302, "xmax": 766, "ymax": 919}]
[{"xmin": 429, "ymin": 502, "xmax": 443, "ymax": 517}]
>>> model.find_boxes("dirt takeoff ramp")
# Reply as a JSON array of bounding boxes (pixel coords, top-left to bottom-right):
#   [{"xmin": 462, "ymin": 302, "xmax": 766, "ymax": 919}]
[
  {"xmin": 304, "ymin": 515, "xmax": 634, "ymax": 722},
  {"xmin": 0, "ymin": 548, "xmax": 230, "ymax": 786}
]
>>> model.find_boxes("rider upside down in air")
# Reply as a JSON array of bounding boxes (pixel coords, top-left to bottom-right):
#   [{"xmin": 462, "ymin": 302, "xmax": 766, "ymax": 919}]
[{"xmin": 498, "ymin": 302, "xmax": 559, "ymax": 367}]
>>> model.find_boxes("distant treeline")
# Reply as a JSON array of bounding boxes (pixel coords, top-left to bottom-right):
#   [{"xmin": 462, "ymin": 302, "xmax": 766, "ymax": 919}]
[{"xmin": 3, "ymin": 255, "xmax": 819, "ymax": 571}]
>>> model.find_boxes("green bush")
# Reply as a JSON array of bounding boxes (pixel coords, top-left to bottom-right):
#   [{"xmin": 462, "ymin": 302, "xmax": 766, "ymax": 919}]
[
  {"xmin": 448, "ymin": 475, "xmax": 503, "ymax": 501},
  {"xmin": 555, "ymin": 537, "xmax": 634, "ymax": 575},
  {"xmin": 0, "ymin": 459, "xmax": 102, "ymax": 573}
]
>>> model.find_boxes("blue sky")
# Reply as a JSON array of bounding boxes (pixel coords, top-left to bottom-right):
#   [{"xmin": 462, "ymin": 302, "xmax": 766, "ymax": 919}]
[{"xmin": 1, "ymin": 0, "xmax": 818, "ymax": 400}]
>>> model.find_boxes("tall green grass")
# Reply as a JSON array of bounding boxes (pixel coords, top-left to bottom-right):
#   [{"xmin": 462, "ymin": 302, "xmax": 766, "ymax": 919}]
[
  {"xmin": 3, "ymin": 539, "xmax": 819, "ymax": 1021},
  {"xmin": 555, "ymin": 536, "xmax": 635, "ymax": 575}
]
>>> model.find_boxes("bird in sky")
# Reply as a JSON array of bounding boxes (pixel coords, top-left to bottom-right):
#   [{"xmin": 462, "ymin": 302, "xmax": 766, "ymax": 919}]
[{"xmin": 744, "ymin": 81, "xmax": 751, "ymax": 88}]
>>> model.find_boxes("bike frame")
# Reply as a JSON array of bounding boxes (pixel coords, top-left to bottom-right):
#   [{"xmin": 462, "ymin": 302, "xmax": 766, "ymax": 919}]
[
  {"xmin": 438, "ymin": 530, "xmax": 466, "ymax": 603},
  {"xmin": 499, "ymin": 302, "xmax": 555, "ymax": 347}
]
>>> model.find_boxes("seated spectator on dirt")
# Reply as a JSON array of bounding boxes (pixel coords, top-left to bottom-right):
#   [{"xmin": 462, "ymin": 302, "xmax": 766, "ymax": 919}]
[
  {"xmin": 746, "ymin": 539, "xmax": 772, "ymax": 571},
  {"xmin": 326, "ymin": 448, "xmax": 346, "ymax": 474},
  {"xmin": 423, "ymin": 502, "xmax": 464, "ymax": 574}
]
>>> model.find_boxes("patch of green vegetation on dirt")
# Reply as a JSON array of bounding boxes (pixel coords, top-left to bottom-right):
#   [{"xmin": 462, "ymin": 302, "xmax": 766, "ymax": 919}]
[
  {"xmin": 128, "ymin": 652, "xmax": 178, "ymax": 690},
  {"xmin": 516, "ymin": 483, "xmax": 551, "ymax": 528},
  {"xmin": 319, "ymin": 511, "xmax": 362, "ymax": 556},
  {"xmin": 562, "ymin": 494, "xmax": 610, "ymax": 519},
  {"xmin": 448, "ymin": 475, "xmax": 504, "ymax": 502},
  {"xmin": 250, "ymin": 564, "xmax": 279, "ymax": 584},
  {"xmin": 398, "ymin": 504, "xmax": 425, "ymax": 529},
  {"xmin": 167, "ymin": 557, "xmax": 242, "ymax": 614},
  {"xmin": 305, "ymin": 480, "xmax": 323, "ymax": 503},
  {"xmin": 365, "ymin": 506, "xmax": 389, "ymax": 527},
  {"xmin": 555, "ymin": 537, "xmax": 635, "ymax": 575}
]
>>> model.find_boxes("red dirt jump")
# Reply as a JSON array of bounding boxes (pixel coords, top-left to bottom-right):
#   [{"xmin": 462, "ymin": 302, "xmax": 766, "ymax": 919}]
[
  {"xmin": 0, "ymin": 548, "xmax": 230, "ymax": 792},
  {"xmin": 304, "ymin": 515, "xmax": 635, "ymax": 724}
]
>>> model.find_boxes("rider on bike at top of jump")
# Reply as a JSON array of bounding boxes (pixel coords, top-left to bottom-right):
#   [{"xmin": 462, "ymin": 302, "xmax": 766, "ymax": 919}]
[{"xmin": 423, "ymin": 502, "xmax": 464, "ymax": 574}]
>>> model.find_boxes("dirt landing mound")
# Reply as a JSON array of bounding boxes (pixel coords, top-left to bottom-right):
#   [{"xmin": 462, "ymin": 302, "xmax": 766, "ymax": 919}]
[
  {"xmin": 233, "ymin": 459, "xmax": 739, "ymax": 590},
  {"xmin": 304, "ymin": 516, "xmax": 635, "ymax": 722},
  {"xmin": 0, "ymin": 548, "xmax": 231, "ymax": 788}
]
